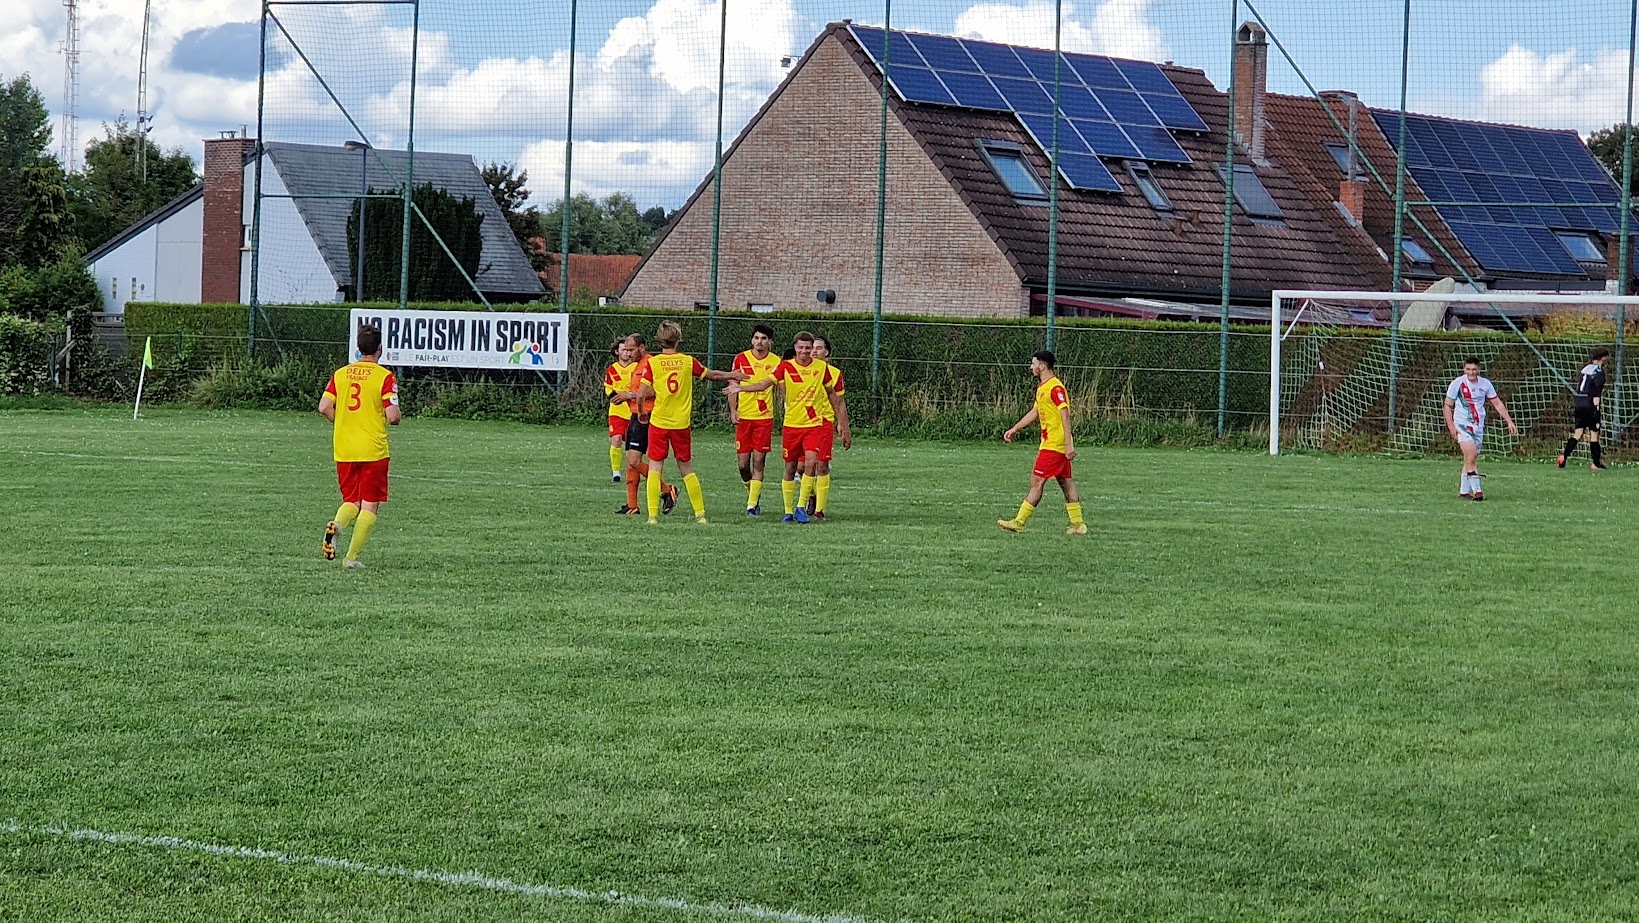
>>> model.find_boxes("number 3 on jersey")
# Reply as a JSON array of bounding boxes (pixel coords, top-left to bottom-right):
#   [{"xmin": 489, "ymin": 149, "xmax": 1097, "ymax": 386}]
[{"xmin": 347, "ymin": 381, "xmax": 363, "ymax": 411}]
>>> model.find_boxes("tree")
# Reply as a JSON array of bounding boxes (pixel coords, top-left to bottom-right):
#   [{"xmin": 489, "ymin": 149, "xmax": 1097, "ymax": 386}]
[
  {"xmin": 1587, "ymin": 124, "xmax": 1639, "ymax": 196},
  {"xmin": 15, "ymin": 158, "xmax": 76, "ymax": 269},
  {"xmin": 349, "ymin": 183, "xmax": 488, "ymax": 302},
  {"xmin": 0, "ymin": 74, "xmax": 55, "ymax": 269},
  {"xmin": 540, "ymin": 193, "xmax": 675, "ymax": 256},
  {"xmin": 71, "ymin": 117, "xmax": 198, "ymax": 253},
  {"xmin": 481, "ymin": 161, "xmax": 548, "ymax": 274}
]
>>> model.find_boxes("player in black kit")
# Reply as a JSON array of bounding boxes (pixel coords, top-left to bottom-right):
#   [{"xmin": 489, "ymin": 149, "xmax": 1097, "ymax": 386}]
[{"xmin": 1558, "ymin": 347, "xmax": 1611, "ymax": 470}]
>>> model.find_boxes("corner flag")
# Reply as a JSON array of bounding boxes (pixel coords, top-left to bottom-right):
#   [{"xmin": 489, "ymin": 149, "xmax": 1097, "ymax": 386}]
[{"xmin": 134, "ymin": 336, "xmax": 154, "ymax": 420}]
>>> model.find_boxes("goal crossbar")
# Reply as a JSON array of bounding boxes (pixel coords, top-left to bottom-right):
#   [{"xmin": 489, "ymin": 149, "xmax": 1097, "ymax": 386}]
[{"xmin": 1269, "ymin": 290, "xmax": 1639, "ymax": 455}]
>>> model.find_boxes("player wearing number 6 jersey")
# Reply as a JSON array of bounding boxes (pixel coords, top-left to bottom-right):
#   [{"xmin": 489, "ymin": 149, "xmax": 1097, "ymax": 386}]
[
  {"xmin": 998, "ymin": 350, "xmax": 1085, "ymax": 535},
  {"xmin": 318, "ymin": 323, "xmax": 401, "ymax": 567},
  {"xmin": 1443, "ymin": 357, "xmax": 1517, "ymax": 501},
  {"xmin": 635, "ymin": 321, "xmax": 747, "ymax": 524}
]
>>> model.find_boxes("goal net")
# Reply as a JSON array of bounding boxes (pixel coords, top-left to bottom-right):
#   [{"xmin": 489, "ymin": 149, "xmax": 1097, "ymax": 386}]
[{"xmin": 1269, "ymin": 290, "xmax": 1639, "ymax": 456}]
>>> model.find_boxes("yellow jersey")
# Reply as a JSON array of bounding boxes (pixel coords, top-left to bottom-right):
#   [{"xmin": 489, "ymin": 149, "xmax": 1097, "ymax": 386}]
[
  {"xmin": 325, "ymin": 360, "xmax": 398, "ymax": 462},
  {"xmin": 816, "ymin": 360, "xmax": 845, "ymax": 423},
  {"xmin": 773, "ymin": 358, "xmax": 839, "ymax": 429},
  {"xmin": 731, "ymin": 349, "xmax": 781, "ymax": 421},
  {"xmin": 604, "ymin": 360, "xmax": 638, "ymax": 420},
  {"xmin": 1034, "ymin": 375, "xmax": 1070, "ymax": 453},
  {"xmin": 642, "ymin": 351, "xmax": 708, "ymax": 430}
]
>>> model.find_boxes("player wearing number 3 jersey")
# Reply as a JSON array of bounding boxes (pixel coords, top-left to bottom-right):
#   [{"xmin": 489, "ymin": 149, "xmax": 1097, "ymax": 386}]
[
  {"xmin": 318, "ymin": 323, "xmax": 401, "ymax": 567},
  {"xmin": 635, "ymin": 321, "xmax": 748, "ymax": 525}
]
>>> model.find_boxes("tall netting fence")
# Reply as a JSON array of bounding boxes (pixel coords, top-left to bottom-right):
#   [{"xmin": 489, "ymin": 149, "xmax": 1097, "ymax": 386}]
[{"xmin": 196, "ymin": 1, "xmax": 1639, "ymax": 450}]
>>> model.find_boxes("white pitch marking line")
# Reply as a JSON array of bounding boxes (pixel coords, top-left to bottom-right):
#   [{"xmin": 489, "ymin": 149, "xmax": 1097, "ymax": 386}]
[{"xmin": 0, "ymin": 820, "xmax": 891, "ymax": 923}]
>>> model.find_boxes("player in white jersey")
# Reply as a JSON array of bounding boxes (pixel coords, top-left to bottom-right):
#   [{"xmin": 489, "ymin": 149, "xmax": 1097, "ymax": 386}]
[{"xmin": 1442, "ymin": 357, "xmax": 1518, "ymax": 501}]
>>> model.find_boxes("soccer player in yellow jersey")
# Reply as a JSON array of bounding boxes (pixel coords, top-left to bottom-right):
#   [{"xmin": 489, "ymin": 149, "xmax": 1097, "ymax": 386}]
[
  {"xmin": 318, "ymin": 324, "xmax": 402, "ymax": 567},
  {"xmin": 730, "ymin": 324, "xmax": 780, "ymax": 515},
  {"xmin": 603, "ymin": 339, "xmax": 638, "ymax": 483},
  {"xmin": 634, "ymin": 321, "xmax": 745, "ymax": 524},
  {"xmin": 998, "ymin": 350, "xmax": 1086, "ymax": 536},
  {"xmin": 726, "ymin": 331, "xmax": 849, "ymax": 524},
  {"xmin": 808, "ymin": 334, "xmax": 847, "ymax": 520}
]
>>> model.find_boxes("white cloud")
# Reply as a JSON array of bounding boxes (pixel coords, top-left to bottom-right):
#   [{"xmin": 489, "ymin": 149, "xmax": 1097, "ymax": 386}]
[
  {"xmin": 1473, "ymin": 44, "xmax": 1633, "ymax": 133},
  {"xmin": 520, "ymin": 138, "xmax": 716, "ymax": 206},
  {"xmin": 954, "ymin": 0, "xmax": 1168, "ymax": 61}
]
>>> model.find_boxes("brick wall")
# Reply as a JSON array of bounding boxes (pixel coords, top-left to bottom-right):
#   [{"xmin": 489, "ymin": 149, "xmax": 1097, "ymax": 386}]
[
  {"xmin": 1233, "ymin": 23, "xmax": 1268, "ymax": 163},
  {"xmin": 202, "ymin": 135, "xmax": 254, "ymax": 304},
  {"xmin": 622, "ymin": 34, "xmax": 1026, "ymax": 319}
]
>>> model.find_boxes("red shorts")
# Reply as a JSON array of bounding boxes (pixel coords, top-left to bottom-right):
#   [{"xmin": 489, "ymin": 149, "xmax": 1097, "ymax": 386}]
[
  {"xmin": 648, "ymin": 425, "xmax": 692, "ymax": 462},
  {"xmin": 735, "ymin": 418, "xmax": 774, "ymax": 455},
  {"xmin": 337, "ymin": 458, "xmax": 390, "ymax": 503},
  {"xmin": 817, "ymin": 422, "xmax": 837, "ymax": 462},
  {"xmin": 608, "ymin": 415, "xmax": 630, "ymax": 439},
  {"xmin": 1033, "ymin": 450, "xmax": 1072, "ymax": 480},
  {"xmin": 783, "ymin": 425, "xmax": 825, "ymax": 463}
]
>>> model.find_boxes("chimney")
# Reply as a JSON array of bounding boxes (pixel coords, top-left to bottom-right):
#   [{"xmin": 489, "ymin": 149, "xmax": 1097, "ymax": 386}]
[
  {"xmin": 1324, "ymin": 90, "xmax": 1368, "ymax": 225},
  {"xmin": 202, "ymin": 130, "xmax": 255, "ymax": 304},
  {"xmin": 1233, "ymin": 21, "xmax": 1268, "ymax": 164}
]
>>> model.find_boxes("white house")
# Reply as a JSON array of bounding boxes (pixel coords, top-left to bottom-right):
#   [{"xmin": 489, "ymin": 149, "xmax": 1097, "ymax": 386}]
[{"xmin": 84, "ymin": 134, "xmax": 544, "ymax": 312}]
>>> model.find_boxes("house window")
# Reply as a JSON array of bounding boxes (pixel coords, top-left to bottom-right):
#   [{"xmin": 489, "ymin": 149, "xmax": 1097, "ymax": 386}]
[
  {"xmin": 1324, "ymin": 142, "xmax": 1355, "ymax": 174},
  {"xmin": 1401, "ymin": 238, "xmax": 1435, "ymax": 269},
  {"xmin": 1555, "ymin": 231, "xmax": 1604, "ymax": 264},
  {"xmin": 1124, "ymin": 161, "xmax": 1171, "ymax": 213},
  {"xmin": 978, "ymin": 140, "xmax": 1048, "ymax": 201},
  {"xmin": 1217, "ymin": 163, "xmax": 1283, "ymax": 222}
]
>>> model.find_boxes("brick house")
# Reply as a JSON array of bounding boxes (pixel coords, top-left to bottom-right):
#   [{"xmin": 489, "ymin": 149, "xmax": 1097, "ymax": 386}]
[{"xmin": 623, "ymin": 21, "xmax": 1632, "ymax": 323}]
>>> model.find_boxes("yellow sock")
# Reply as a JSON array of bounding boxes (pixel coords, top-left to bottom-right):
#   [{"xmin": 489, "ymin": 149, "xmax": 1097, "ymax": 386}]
[
  {"xmin": 344, "ymin": 509, "xmax": 377, "ymax": 562},
  {"xmin": 609, "ymin": 445, "xmax": 623, "ymax": 475},
  {"xmin": 646, "ymin": 467, "xmax": 662, "ymax": 520},
  {"xmin": 333, "ymin": 502, "xmax": 360, "ymax": 529},
  {"xmin": 747, "ymin": 478, "xmax": 764, "ymax": 508},
  {"xmin": 782, "ymin": 479, "xmax": 796, "ymax": 515},
  {"xmin": 815, "ymin": 474, "xmax": 831, "ymax": 513},
  {"xmin": 1015, "ymin": 500, "xmax": 1036, "ymax": 525},
  {"xmin": 799, "ymin": 474, "xmax": 816, "ymax": 508},
  {"xmin": 1066, "ymin": 502, "xmax": 1084, "ymax": 526},
  {"xmin": 684, "ymin": 473, "xmax": 705, "ymax": 517}
]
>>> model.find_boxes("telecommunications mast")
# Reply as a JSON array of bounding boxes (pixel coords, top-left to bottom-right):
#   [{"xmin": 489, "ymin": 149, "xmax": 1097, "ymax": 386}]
[
  {"xmin": 60, "ymin": 0, "xmax": 81, "ymax": 170},
  {"xmin": 137, "ymin": 0, "xmax": 154, "ymax": 179}
]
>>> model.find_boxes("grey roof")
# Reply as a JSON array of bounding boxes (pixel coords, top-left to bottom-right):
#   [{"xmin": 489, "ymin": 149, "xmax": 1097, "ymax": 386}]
[
  {"xmin": 262, "ymin": 142, "xmax": 543, "ymax": 297},
  {"xmin": 83, "ymin": 183, "xmax": 204, "ymax": 264}
]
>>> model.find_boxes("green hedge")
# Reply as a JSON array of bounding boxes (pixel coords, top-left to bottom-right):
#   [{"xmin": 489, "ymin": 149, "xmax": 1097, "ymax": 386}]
[{"xmin": 0, "ymin": 314, "xmax": 60, "ymax": 395}]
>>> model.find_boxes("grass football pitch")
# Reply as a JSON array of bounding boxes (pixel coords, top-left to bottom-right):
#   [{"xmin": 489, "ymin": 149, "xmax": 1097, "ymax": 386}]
[{"xmin": 1, "ymin": 407, "xmax": 1635, "ymax": 922}]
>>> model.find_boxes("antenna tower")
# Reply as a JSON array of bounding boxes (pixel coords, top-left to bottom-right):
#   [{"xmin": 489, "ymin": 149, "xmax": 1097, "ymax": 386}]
[
  {"xmin": 60, "ymin": 0, "xmax": 81, "ymax": 171},
  {"xmin": 137, "ymin": 0, "xmax": 153, "ymax": 179}
]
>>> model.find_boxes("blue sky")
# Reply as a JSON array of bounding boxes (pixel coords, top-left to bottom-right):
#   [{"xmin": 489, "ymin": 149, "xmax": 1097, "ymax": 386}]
[{"xmin": 5, "ymin": 0, "xmax": 1638, "ymax": 209}]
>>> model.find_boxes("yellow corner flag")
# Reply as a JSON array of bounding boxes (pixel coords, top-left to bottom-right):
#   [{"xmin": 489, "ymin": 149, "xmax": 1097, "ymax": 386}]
[{"xmin": 142, "ymin": 336, "xmax": 154, "ymax": 369}]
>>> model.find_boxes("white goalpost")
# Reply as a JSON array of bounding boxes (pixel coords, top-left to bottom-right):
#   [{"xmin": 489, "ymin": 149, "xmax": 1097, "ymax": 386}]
[{"xmin": 1269, "ymin": 289, "xmax": 1639, "ymax": 456}]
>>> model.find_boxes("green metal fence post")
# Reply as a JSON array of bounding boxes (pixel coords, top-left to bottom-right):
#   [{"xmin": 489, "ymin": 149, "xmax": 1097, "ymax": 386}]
[
  {"xmin": 1615, "ymin": 0, "xmax": 1637, "ymax": 442},
  {"xmin": 1045, "ymin": 0, "xmax": 1063, "ymax": 353},
  {"xmin": 1387, "ymin": 0, "xmax": 1412, "ymax": 435},
  {"xmin": 706, "ymin": 0, "xmax": 728, "ymax": 383},
  {"xmin": 871, "ymin": 1, "xmax": 892, "ymax": 419},
  {"xmin": 249, "ymin": 2, "xmax": 270, "ymax": 355},
  {"xmin": 559, "ymin": 0, "xmax": 577, "ymax": 313},
  {"xmin": 1217, "ymin": 0, "xmax": 1238, "ymax": 438},
  {"xmin": 398, "ymin": 0, "xmax": 421, "ymax": 309}
]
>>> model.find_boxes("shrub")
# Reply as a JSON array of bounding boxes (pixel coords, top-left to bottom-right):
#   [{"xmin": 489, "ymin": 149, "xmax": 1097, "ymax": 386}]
[{"xmin": 0, "ymin": 313, "xmax": 59, "ymax": 394}]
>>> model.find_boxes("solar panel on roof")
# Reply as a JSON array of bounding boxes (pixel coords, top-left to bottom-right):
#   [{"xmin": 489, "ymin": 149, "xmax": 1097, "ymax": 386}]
[
  {"xmin": 1018, "ymin": 112, "xmax": 1093, "ymax": 157},
  {"xmin": 887, "ymin": 65, "xmax": 955, "ymax": 107},
  {"xmin": 1374, "ymin": 108, "xmax": 1628, "ymax": 276},
  {"xmin": 848, "ymin": 24, "xmax": 1206, "ymax": 175},
  {"xmin": 937, "ymin": 70, "xmax": 1009, "ymax": 111},
  {"xmin": 1055, "ymin": 152, "xmax": 1124, "ymax": 192}
]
